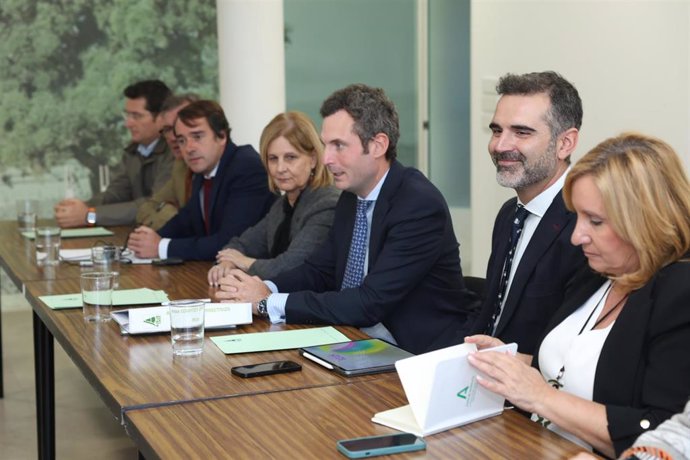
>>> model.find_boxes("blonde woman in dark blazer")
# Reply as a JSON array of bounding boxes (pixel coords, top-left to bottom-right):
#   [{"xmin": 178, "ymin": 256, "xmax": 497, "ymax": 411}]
[
  {"xmin": 466, "ymin": 133, "xmax": 690, "ymax": 458},
  {"xmin": 208, "ymin": 112, "xmax": 339, "ymax": 283}
]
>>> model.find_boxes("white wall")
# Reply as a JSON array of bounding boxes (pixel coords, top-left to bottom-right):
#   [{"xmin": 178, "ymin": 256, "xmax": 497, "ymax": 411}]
[{"xmin": 469, "ymin": 0, "xmax": 690, "ymax": 276}]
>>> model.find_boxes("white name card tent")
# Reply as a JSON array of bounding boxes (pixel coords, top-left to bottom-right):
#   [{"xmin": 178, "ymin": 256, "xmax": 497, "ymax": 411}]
[{"xmin": 111, "ymin": 303, "xmax": 252, "ymax": 335}]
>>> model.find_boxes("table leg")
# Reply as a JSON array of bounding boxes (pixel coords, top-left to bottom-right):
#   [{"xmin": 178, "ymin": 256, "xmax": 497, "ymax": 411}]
[
  {"xmin": 33, "ymin": 311, "xmax": 55, "ymax": 460},
  {"xmin": 0, "ymin": 272, "xmax": 4, "ymax": 398}
]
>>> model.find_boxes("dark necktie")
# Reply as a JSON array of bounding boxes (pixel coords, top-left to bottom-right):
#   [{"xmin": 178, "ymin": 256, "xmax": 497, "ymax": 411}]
[
  {"xmin": 341, "ymin": 200, "xmax": 374, "ymax": 290},
  {"xmin": 203, "ymin": 177, "xmax": 213, "ymax": 234},
  {"xmin": 488, "ymin": 204, "xmax": 530, "ymax": 335}
]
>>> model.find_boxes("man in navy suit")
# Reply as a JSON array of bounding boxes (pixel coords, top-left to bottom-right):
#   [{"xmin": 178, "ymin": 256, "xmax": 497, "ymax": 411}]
[
  {"xmin": 217, "ymin": 84, "xmax": 479, "ymax": 354},
  {"xmin": 128, "ymin": 100, "xmax": 274, "ymax": 261},
  {"xmin": 470, "ymin": 71, "xmax": 590, "ymax": 354}
]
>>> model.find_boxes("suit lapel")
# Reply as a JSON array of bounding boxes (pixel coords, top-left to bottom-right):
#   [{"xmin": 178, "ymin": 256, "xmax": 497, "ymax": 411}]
[
  {"xmin": 206, "ymin": 142, "xmax": 234, "ymax": 231},
  {"xmin": 190, "ymin": 174, "xmax": 205, "ymax": 234},
  {"xmin": 495, "ymin": 193, "xmax": 572, "ymax": 335},
  {"xmin": 368, "ymin": 162, "xmax": 401, "ymax": 266},
  {"xmin": 335, "ymin": 192, "xmax": 358, "ymax": 285}
]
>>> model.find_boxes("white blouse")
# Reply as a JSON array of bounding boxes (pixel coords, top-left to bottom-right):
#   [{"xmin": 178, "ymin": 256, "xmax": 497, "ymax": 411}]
[{"xmin": 533, "ymin": 280, "xmax": 614, "ymax": 449}]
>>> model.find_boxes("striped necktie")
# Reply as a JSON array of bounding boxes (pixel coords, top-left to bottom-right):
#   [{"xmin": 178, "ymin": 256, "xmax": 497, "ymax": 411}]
[{"xmin": 341, "ymin": 200, "xmax": 374, "ymax": 289}]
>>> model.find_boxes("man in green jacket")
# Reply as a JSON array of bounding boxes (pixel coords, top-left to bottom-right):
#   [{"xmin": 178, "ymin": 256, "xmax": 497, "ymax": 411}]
[
  {"xmin": 55, "ymin": 79, "xmax": 174, "ymax": 227},
  {"xmin": 135, "ymin": 93, "xmax": 199, "ymax": 230}
]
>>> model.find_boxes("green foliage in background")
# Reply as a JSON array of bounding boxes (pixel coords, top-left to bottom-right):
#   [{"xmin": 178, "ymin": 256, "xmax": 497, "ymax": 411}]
[{"xmin": 0, "ymin": 0, "xmax": 218, "ymax": 193}]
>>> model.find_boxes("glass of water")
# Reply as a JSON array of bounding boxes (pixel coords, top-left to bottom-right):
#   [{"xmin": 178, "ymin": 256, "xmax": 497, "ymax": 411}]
[
  {"xmin": 80, "ymin": 272, "xmax": 114, "ymax": 322},
  {"xmin": 35, "ymin": 227, "xmax": 61, "ymax": 266},
  {"xmin": 17, "ymin": 199, "xmax": 38, "ymax": 233},
  {"xmin": 169, "ymin": 300, "xmax": 205, "ymax": 357}
]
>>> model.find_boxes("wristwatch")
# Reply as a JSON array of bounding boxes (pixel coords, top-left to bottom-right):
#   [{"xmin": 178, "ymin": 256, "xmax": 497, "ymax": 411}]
[
  {"xmin": 257, "ymin": 296, "xmax": 269, "ymax": 318},
  {"xmin": 86, "ymin": 207, "xmax": 97, "ymax": 226}
]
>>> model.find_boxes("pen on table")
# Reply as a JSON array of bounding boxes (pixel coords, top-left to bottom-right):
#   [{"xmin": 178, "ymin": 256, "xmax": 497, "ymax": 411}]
[{"xmin": 161, "ymin": 298, "xmax": 211, "ymax": 306}]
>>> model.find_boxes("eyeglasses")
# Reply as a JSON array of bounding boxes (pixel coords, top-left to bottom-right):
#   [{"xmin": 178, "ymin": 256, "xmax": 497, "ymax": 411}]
[{"xmin": 159, "ymin": 126, "xmax": 174, "ymax": 136}]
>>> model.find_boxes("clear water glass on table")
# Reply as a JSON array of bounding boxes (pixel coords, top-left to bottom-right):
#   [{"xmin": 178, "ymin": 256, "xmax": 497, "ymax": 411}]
[
  {"xmin": 17, "ymin": 199, "xmax": 38, "ymax": 232},
  {"xmin": 81, "ymin": 272, "xmax": 115, "ymax": 322},
  {"xmin": 169, "ymin": 300, "xmax": 206, "ymax": 357},
  {"xmin": 91, "ymin": 244, "xmax": 121, "ymax": 288},
  {"xmin": 35, "ymin": 227, "xmax": 61, "ymax": 266}
]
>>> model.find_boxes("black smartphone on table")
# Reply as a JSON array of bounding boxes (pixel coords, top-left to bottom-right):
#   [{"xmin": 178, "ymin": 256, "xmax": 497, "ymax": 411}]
[
  {"xmin": 152, "ymin": 257, "xmax": 184, "ymax": 266},
  {"xmin": 231, "ymin": 360, "xmax": 302, "ymax": 378}
]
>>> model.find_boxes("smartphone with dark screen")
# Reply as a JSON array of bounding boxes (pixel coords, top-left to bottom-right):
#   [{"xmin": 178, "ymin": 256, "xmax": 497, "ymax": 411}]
[
  {"xmin": 336, "ymin": 433, "xmax": 426, "ymax": 458},
  {"xmin": 231, "ymin": 360, "xmax": 302, "ymax": 378},
  {"xmin": 151, "ymin": 257, "xmax": 184, "ymax": 266}
]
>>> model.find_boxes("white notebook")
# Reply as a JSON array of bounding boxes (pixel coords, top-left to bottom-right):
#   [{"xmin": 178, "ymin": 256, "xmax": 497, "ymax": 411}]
[{"xmin": 372, "ymin": 342, "xmax": 517, "ymax": 437}]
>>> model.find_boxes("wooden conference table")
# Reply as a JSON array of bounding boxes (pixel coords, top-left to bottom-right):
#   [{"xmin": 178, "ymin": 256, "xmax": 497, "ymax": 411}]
[
  {"xmin": 0, "ymin": 222, "xmax": 583, "ymax": 459},
  {"xmin": 125, "ymin": 379, "xmax": 583, "ymax": 459}
]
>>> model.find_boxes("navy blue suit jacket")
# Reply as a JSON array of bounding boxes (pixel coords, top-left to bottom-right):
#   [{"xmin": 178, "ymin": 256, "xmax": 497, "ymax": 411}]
[
  {"xmin": 158, "ymin": 141, "xmax": 275, "ymax": 260},
  {"xmin": 471, "ymin": 192, "xmax": 589, "ymax": 354},
  {"xmin": 271, "ymin": 161, "xmax": 480, "ymax": 354}
]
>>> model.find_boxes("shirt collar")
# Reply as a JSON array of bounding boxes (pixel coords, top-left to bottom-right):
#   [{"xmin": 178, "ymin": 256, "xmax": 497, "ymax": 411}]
[
  {"xmin": 204, "ymin": 162, "xmax": 220, "ymax": 180},
  {"xmin": 359, "ymin": 168, "xmax": 391, "ymax": 202},
  {"xmin": 137, "ymin": 138, "xmax": 160, "ymax": 158},
  {"xmin": 520, "ymin": 167, "xmax": 570, "ymax": 218}
]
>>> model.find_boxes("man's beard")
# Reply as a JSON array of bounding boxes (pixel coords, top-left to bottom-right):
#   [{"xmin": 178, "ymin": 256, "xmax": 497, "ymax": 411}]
[{"xmin": 492, "ymin": 142, "xmax": 558, "ymax": 190}]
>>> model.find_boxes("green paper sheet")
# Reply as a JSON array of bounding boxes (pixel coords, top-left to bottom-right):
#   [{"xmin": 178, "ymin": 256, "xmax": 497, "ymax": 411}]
[
  {"xmin": 22, "ymin": 227, "xmax": 114, "ymax": 239},
  {"xmin": 39, "ymin": 288, "xmax": 170, "ymax": 310},
  {"xmin": 211, "ymin": 326, "xmax": 349, "ymax": 354}
]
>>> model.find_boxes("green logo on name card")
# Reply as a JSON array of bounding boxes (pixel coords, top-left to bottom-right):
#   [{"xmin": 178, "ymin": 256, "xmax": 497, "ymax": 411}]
[
  {"xmin": 457, "ymin": 386, "xmax": 469, "ymax": 399},
  {"xmin": 144, "ymin": 315, "xmax": 161, "ymax": 327}
]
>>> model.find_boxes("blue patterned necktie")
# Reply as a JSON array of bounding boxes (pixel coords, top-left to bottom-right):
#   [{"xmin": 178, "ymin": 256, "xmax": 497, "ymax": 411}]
[
  {"xmin": 341, "ymin": 199, "xmax": 374, "ymax": 290},
  {"xmin": 488, "ymin": 204, "xmax": 530, "ymax": 335}
]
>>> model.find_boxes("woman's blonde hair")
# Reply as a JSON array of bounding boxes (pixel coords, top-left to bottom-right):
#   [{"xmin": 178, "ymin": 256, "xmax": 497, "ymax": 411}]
[
  {"xmin": 563, "ymin": 132, "xmax": 690, "ymax": 290},
  {"xmin": 259, "ymin": 111, "xmax": 332, "ymax": 193}
]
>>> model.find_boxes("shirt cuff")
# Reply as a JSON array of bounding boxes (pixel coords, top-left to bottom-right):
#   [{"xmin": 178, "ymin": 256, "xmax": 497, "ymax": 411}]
[
  {"xmin": 158, "ymin": 238, "xmax": 170, "ymax": 259},
  {"xmin": 264, "ymin": 280, "xmax": 278, "ymax": 293},
  {"xmin": 267, "ymin": 293, "xmax": 288, "ymax": 324}
]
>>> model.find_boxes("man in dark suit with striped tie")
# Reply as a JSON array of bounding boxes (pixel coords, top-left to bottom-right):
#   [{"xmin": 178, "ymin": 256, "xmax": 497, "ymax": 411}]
[
  {"xmin": 216, "ymin": 84, "xmax": 480, "ymax": 354},
  {"xmin": 470, "ymin": 71, "xmax": 590, "ymax": 355}
]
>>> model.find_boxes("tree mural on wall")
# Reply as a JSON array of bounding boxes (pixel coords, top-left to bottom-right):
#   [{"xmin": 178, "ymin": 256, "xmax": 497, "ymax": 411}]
[{"xmin": 0, "ymin": 0, "xmax": 218, "ymax": 195}]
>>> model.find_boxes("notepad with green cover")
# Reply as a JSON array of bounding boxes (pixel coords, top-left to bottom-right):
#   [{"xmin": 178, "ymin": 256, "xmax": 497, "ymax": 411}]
[
  {"xmin": 39, "ymin": 288, "xmax": 170, "ymax": 309},
  {"xmin": 210, "ymin": 326, "xmax": 349, "ymax": 354},
  {"xmin": 22, "ymin": 227, "xmax": 114, "ymax": 239}
]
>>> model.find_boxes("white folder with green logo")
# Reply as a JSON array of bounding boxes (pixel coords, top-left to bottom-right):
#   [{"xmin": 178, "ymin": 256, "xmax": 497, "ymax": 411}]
[
  {"xmin": 110, "ymin": 303, "xmax": 252, "ymax": 335},
  {"xmin": 372, "ymin": 342, "xmax": 517, "ymax": 437}
]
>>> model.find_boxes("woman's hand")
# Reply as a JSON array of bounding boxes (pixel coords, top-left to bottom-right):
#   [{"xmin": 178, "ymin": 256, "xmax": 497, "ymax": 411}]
[
  {"xmin": 215, "ymin": 269, "xmax": 271, "ymax": 305},
  {"xmin": 216, "ymin": 248, "xmax": 255, "ymax": 272},
  {"xmin": 464, "ymin": 334, "xmax": 506, "ymax": 350},
  {"xmin": 467, "ymin": 349, "xmax": 554, "ymax": 414},
  {"xmin": 208, "ymin": 261, "xmax": 235, "ymax": 286}
]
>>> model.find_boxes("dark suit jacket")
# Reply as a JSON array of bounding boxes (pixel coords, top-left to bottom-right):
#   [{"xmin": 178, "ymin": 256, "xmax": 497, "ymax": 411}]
[
  {"xmin": 271, "ymin": 161, "xmax": 480, "ymax": 354},
  {"xmin": 472, "ymin": 192, "xmax": 589, "ymax": 354},
  {"xmin": 533, "ymin": 260, "xmax": 690, "ymax": 456},
  {"xmin": 158, "ymin": 141, "xmax": 275, "ymax": 260}
]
